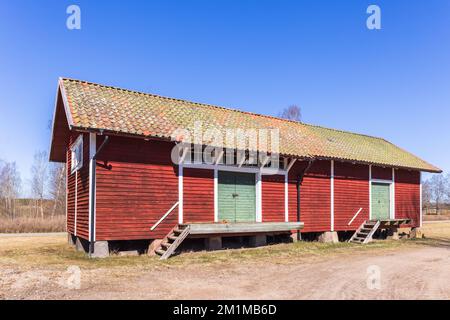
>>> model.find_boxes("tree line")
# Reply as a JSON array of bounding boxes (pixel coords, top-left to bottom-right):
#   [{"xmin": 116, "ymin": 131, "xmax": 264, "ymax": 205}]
[
  {"xmin": 423, "ymin": 173, "xmax": 450, "ymax": 214},
  {"xmin": 0, "ymin": 151, "xmax": 66, "ymax": 219}
]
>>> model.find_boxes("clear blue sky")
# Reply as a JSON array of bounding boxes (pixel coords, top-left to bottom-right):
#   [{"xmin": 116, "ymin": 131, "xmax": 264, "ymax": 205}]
[{"xmin": 0, "ymin": 0, "xmax": 449, "ymax": 195}]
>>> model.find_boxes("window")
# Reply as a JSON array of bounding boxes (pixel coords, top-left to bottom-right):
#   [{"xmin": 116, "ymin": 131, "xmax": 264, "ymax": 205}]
[{"xmin": 71, "ymin": 135, "xmax": 83, "ymax": 174}]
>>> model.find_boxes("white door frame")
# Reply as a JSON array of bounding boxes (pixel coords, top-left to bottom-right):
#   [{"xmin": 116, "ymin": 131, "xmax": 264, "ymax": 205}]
[
  {"xmin": 214, "ymin": 168, "xmax": 260, "ymax": 223},
  {"xmin": 370, "ymin": 179, "xmax": 395, "ymax": 220}
]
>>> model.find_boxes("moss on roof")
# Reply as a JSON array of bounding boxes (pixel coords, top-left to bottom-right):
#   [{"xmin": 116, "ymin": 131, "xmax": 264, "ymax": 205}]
[{"xmin": 59, "ymin": 78, "xmax": 441, "ymax": 173}]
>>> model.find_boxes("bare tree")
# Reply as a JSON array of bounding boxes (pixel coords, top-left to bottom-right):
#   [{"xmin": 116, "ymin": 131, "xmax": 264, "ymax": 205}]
[
  {"xmin": 427, "ymin": 173, "xmax": 449, "ymax": 214},
  {"xmin": 0, "ymin": 160, "xmax": 21, "ymax": 219},
  {"xmin": 422, "ymin": 179, "xmax": 432, "ymax": 209},
  {"xmin": 48, "ymin": 163, "xmax": 66, "ymax": 217},
  {"xmin": 279, "ymin": 105, "xmax": 302, "ymax": 122},
  {"xmin": 30, "ymin": 151, "xmax": 49, "ymax": 218}
]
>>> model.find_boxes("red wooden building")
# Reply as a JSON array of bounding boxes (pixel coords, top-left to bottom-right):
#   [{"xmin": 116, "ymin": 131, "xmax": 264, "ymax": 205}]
[{"xmin": 49, "ymin": 78, "xmax": 441, "ymax": 258}]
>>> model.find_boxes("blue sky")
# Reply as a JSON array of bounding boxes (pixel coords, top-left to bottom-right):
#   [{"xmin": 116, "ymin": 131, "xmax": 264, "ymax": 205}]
[{"xmin": 0, "ymin": 0, "xmax": 449, "ymax": 195}]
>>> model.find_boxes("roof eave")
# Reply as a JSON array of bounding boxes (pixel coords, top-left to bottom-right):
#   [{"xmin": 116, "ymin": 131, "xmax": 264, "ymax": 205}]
[{"xmin": 48, "ymin": 78, "xmax": 75, "ymax": 163}]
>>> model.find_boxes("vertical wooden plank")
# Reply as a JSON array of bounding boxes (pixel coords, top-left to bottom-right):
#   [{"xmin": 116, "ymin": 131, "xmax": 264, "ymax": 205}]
[
  {"xmin": 88, "ymin": 133, "xmax": 96, "ymax": 242},
  {"xmin": 178, "ymin": 164, "xmax": 183, "ymax": 224},
  {"xmin": 330, "ymin": 160, "xmax": 334, "ymax": 231}
]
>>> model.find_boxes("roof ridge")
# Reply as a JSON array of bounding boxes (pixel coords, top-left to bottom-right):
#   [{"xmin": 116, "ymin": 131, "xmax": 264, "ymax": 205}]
[{"xmin": 60, "ymin": 77, "xmax": 386, "ymax": 142}]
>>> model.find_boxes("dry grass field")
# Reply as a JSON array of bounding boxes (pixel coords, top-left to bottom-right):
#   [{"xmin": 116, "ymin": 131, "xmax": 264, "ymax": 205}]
[
  {"xmin": 0, "ymin": 222, "xmax": 449, "ymax": 300},
  {"xmin": 0, "ymin": 216, "xmax": 65, "ymax": 233}
]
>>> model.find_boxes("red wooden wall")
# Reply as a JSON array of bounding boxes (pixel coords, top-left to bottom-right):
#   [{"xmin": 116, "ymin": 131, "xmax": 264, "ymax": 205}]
[
  {"xmin": 262, "ymin": 175, "xmax": 285, "ymax": 222},
  {"xmin": 334, "ymin": 162, "xmax": 369, "ymax": 231},
  {"xmin": 288, "ymin": 160, "xmax": 331, "ymax": 232},
  {"xmin": 372, "ymin": 166, "xmax": 392, "ymax": 180},
  {"xmin": 66, "ymin": 132, "xmax": 90, "ymax": 240},
  {"xmin": 95, "ymin": 137, "xmax": 179, "ymax": 240},
  {"xmin": 183, "ymin": 168, "xmax": 214, "ymax": 223},
  {"xmin": 395, "ymin": 170, "xmax": 420, "ymax": 227},
  {"xmin": 66, "ymin": 136, "xmax": 75, "ymax": 235},
  {"xmin": 65, "ymin": 133, "xmax": 423, "ymax": 240}
]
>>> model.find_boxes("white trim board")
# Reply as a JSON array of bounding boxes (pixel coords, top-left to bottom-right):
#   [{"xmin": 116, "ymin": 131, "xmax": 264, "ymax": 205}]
[
  {"xmin": 369, "ymin": 165, "xmax": 372, "ymax": 219},
  {"xmin": 214, "ymin": 168, "xmax": 219, "ymax": 223},
  {"xmin": 183, "ymin": 163, "xmax": 288, "ymax": 175},
  {"xmin": 284, "ymin": 174, "xmax": 289, "ymax": 222},
  {"xmin": 419, "ymin": 172, "xmax": 423, "ymax": 227},
  {"xmin": 256, "ymin": 171, "xmax": 262, "ymax": 222},
  {"xmin": 392, "ymin": 168, "xmax": 396, "ymax": 219},
  {"xmin": 330, "ymin": 160, "xmax": 335, "ymax": 232},
  {"xmin": 371, "ymin": 178, "xmax": 393, "ymax": 184},
  {"xmin": 88, "ymin": 133, "xmax": 97, "ymax": 242},
  {"xmin": 74, "ymin": 170, "xmax": 78, "ymax": 236},
  {"xmin": 178, "ymin": 164, "xmax": 184, "ymax": 224}
]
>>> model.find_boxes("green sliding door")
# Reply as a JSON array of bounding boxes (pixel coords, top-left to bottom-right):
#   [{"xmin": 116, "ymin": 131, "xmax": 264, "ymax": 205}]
[
  {"xmin": 371, "ymin": 182, "xmax": 391, "ymax": 220},
  {"xmin": 218, "ymin": 171, "xmax": 256, "ymax": 222}
]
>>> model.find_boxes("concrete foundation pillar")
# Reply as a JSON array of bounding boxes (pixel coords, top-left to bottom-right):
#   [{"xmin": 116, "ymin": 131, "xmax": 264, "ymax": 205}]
[
  {"xmin": 91, "ymin": 241, "xmax": 109, "ymax": 258},
  {"xmin": 318, "ymin": 231, "xmax": 339, "ymax": 243},
  {"xmin": 205, "ymin": 237, "xmax": 222, "ymax": 250},
  {"xmin": 410, "ymin": 227, "xmax": 424, "ymax": 239},
  {"xmin": 75, "ymin": 237, "xmax": 86, "ymax": 252},
  {"xmin": 67, "ymin": 233, "xmax": 76, "ymax": 246},
  {"xmin": 290, "ymin": 232, "xmax": 300, "ymax": 243},
  {"xmin": 249, "ymin": 235, "xmax": 267, "ymax": 247},
  {"xmin": 148, "ymin": 239, "xmax": 163, "ymax": 256}
]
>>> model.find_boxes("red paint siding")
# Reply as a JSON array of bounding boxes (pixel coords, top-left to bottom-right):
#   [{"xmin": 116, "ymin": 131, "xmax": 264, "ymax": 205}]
[
  {"xmin": 66, "ymin": 137, "xmax": 75, "ymax": 235},
  {"xmin": 66, "ymin": 132, "xmax": 90, "ymax": 240},
  {"xmin": 95, "ymin": 137, "xmax": 179, "ymax": 240},
  {"xmin": 183, "ymin": 168, "xmax": 214, "ymax": 223},
  {"xmin": 262, "ymin": 175, "xmax": 285, "ymax": 222},
  {"xmin": 372, "ymin": 166, "xmax": 392, "ymax": 180},
  {"xmin": 395, "ymin": 170, "xmax": 420, "ymax": 227},
  {"xmin": 65, "ymin": 132, "xmax": 424, "ymax": 240},
  {"xmin": 288, "ymin": 160, "xmax": 331, "ymax": 232},
  {"xmin": 334, "ymin": 162, "xmax": 369, "ymax": 231}
]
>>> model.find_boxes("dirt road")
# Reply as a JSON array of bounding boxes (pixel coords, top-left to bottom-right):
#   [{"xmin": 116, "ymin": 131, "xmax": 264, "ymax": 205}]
[
  {"xmin": 1, "ymin": 223, "xmax": 450, "ymax": 300},
  {"xmin": 67, "ymin": 246, "xmax": 450, "ymax": 300}
]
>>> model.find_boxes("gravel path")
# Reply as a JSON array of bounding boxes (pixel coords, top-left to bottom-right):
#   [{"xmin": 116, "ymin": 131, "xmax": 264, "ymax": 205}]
[{"xmin": 5, "ymin": 245, "xmax": 446, "ymax": 300}]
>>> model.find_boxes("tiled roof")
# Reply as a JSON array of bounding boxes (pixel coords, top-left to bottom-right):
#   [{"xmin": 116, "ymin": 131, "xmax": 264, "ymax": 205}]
[{"xmin": 58, "ymin": 78, "xmax": 441, "ymax": 173}]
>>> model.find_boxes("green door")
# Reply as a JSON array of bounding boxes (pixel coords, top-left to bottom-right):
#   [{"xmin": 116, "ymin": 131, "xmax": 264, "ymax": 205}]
[
  {"xmin": 218, "ymin": 171, "xmax": 256, "ymax": 222},
  {"xmin": 371, "ymin": 183, "xmax": 391, "ymax": 220}
]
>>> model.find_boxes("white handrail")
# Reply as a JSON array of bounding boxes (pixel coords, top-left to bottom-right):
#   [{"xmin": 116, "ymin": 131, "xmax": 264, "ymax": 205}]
[
  {"xmin": 151, "ymin": 202, "xmax": 179, "ymax": 231},
  {"xmin": 348, "ymin": 207, "xmax": 363, "ymax": 226}
]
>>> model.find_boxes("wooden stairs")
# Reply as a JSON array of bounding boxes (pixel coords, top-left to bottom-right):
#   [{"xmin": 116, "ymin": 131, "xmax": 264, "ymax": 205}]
[
  {"xmin": 349, "ymin": 220, "xmax": 381, "ymax": 244},
  {"xmin": 155, "ymin": 224, "xmax": 191, "ymax": 260}
]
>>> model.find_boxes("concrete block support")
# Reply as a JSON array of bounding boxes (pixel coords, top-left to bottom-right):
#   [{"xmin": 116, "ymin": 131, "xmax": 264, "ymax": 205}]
[
  {"xmin": 75, "ymin": 237, "xmax": 86, "ymax": 252},
  {"xmin": 67, "ymin": 233, "xmax": 76, "ymax": 246},
  {"xmin": 148, "ymin": 239, "xmax": 163, "ymax": 256},
  {"xmin": 290, "ymin": 232, "xmax": 300, "ymax": 243},
  {"xmin": 410, "ymin": 227, "xmax": 424, "ymax": 239},
  {"xmin": 205, "ymin": 237, "xmax": 222, "ymax": 250},
  {"xmin": 249, "ymin": 235, "xmax": 267, "ymax": 247},
  {"xmin": 91, "ymin": 241, "xmax": 109, "ymax": 258},
  {"xmin": 318, "ymin": 231, "xmax": 339, "ymax": 243}
]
